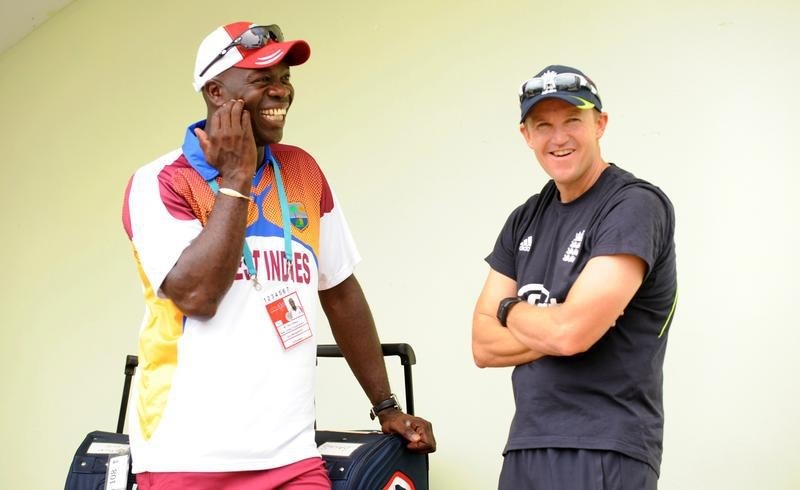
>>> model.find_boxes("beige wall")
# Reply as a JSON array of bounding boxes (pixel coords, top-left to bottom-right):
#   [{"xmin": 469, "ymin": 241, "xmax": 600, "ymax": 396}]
[{"xmin": 1, "ymin": 0, "xmax": 799, "ymax": 488}]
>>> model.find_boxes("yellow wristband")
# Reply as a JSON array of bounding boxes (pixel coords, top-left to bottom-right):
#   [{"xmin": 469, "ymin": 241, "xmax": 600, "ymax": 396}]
[{"xmin": 218, "ymin": 187, "xmax": 251, "ymax": 201}]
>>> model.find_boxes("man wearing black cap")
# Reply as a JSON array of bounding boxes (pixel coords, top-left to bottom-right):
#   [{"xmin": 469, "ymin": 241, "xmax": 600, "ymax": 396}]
[
  {"xmin": 123, "ymin": 22, "xmax": 435, "ymax": 489},
  {"xmin": 472, "ymin": 65, "xmax": 677, "ymax": 489}
]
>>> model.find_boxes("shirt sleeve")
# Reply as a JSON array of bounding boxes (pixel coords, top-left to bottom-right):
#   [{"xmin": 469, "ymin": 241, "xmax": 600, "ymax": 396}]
[
  {"xmin": 588, "ymin": 185, "xmax": 673, "ymax": 274},
  {"xmin": 485, "ymin": 208, "xmax": 522, "ymax": 280},
  {"xmin": 317, "ymin": 189, "xmax": 361, "ymax": 290},
  {"xmin": 124, "ymin": 153, "xmax": 202, "ymax": 295},
  {"xmin": 485, "ymin": 193, "xmax": 543, "ymax": 280}
]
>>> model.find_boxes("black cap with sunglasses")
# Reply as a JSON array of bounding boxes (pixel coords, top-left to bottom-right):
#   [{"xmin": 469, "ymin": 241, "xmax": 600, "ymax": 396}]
[
  {"xmin": 518, "ymin": 65, "xmax": 603, "ymax": 122},
  {"xmin": 192, "ymin": 22, "xmax": 310, "ymax": 91}
]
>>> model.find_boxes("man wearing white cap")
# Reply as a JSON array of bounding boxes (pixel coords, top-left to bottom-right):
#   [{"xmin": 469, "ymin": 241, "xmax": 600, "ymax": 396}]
[
  {"xmin": 123, "ymin": 22, "xmax": 435, "ymax": 489},
  {"xmin": 472, "ymin": 65, "xmax": 677, "ymax": 489}
]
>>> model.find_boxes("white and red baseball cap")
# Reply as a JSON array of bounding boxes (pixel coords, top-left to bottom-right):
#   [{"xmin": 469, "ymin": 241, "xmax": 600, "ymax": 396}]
[{"xmin": 193, "ymin": 21, "xmax": 311, "ymax": 91}]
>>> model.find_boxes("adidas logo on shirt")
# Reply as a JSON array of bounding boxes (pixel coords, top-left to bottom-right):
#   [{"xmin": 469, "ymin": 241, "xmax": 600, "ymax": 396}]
[{"xmin": 519, "ymin": 235, "xmax": 533, "ymax": 252}]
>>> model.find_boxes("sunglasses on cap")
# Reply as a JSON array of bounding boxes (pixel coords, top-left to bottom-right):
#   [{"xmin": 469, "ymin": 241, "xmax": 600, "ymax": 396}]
[
  {"xmin": 198, "ymin": 24, "xmax": 285, "ymax": 78},
  {"xmin": 518, "ymin": 72, "xmax": 598, "ymax": 103}
]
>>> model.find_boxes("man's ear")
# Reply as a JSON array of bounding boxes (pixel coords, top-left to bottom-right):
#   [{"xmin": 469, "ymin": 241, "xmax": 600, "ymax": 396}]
[
  {"xmin": 203, "ymin": 79, "xmax": 227, "ymax": 108},
  {"xmin": 595, "ymin": 111, "xmax": 609, "ymax": 139},
  {"xmin": 519, "ymin": 121, "xmax": 535, "ymax": 150}
]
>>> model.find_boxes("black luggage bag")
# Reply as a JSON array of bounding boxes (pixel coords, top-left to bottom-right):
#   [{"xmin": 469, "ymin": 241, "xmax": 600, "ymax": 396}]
[
  {"xmin": 315, "ymin": 343, "xmax": 429, "ymax": 490},
  {"xmin": 64, "ymin": 355, "xmax": 137, "ymax": 490}
]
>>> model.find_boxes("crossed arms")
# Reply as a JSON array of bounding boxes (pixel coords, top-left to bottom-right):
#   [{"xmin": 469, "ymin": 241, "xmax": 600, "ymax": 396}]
[{"xmin": 472, "ymin": 254, "xmax": 647, "ymax": 368}]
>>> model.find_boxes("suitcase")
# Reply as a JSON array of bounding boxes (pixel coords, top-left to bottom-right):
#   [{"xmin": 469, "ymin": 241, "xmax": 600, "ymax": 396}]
[
  {"xmin": 315, "ymin": 343, "xmax": 429, "ymax": 490},
  {"xmin": 64, "ymin": 355, "xmax": 138, "ymax": 490}
]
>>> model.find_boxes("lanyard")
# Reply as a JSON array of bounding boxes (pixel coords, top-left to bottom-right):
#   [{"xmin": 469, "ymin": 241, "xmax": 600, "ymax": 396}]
[
  {"xmin": 269, "ymin": 154, "xmax": 295, "ymax": 267},
  {"xmin": 206, "ymin": 150, "xmax": 294, "ymax": 290}
]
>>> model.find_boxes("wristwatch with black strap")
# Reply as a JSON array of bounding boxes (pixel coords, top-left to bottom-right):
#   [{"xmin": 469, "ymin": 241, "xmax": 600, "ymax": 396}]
[
  {"xmin": 369, "ymin": 394, "xmax": 401, "ymax": 420},
  {"xmin": 497, "ymin": 296, "xmax": 524, "ymax": 327}
]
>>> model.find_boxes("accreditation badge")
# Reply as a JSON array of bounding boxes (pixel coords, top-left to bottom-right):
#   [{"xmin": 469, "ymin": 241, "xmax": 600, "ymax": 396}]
[{"xmin": 264, "ymin": 285, "xmax": 312, "ymax": 350}]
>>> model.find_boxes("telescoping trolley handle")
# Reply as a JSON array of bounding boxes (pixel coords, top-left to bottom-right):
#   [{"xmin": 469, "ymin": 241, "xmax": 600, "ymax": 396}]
[
  {"xmin": 316, "ymin": 343, "xmax": 417, "ymax": 416},
  {"xmin": 116, "ymin": 355, "xmax": 139, "ymax": 434}
]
